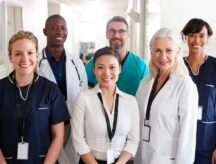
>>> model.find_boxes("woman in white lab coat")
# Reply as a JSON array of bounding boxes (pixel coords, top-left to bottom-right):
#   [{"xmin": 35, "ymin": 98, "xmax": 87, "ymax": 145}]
[{"xmin": 135, "ymin": 27, "xmax": 198, "ymax": 164}]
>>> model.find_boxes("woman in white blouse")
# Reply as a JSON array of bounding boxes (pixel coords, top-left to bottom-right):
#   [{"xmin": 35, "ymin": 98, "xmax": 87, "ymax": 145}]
[
  {"xmin": 72, "ymin": 46, "xmax": 139, "ymax": 164},
  {"xmin": 135, "ymin": 28, "xmax": 198, "ymax": 164}
]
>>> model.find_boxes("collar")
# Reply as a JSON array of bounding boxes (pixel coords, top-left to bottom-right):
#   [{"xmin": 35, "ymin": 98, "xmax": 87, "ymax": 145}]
[
  {"xmin": 45, "ymin": 47, "xmax": 66, "ymax": 62},
  {"xmin": 8, "ymin": 71, "xmax": 39, "ymax": 85},
  {"xmin": 93, "ymin": 84, "xmax": 127, "ymax": 98}
]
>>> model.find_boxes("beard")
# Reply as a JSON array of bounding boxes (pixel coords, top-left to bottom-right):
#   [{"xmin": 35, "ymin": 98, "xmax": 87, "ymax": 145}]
[{"xmin": 109, "ymin": 38, "xmax": 124, "ymax": 50}]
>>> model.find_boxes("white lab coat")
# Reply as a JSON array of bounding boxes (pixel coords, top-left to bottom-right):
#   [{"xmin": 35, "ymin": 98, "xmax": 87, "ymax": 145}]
[
  {"xmin": 38, "ymin": 50, "xmax": 88, "ymax": 164},
  {"xmin": 135, "ymin": 74, "xmax": 198, "ymax": 164}
]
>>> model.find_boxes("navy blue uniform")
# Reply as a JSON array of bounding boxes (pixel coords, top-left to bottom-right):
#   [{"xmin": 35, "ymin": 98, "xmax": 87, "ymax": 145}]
[
  {"xmin": 184, "ymin": 56, "xmax": 216, "ymax": 164},
  {"xmin": 0, "ymin": 72, "xmax": 70, "ymax": 164}
]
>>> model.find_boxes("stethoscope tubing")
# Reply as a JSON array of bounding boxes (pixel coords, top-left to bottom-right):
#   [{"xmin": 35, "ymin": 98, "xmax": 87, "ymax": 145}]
[{"xmin": 39, "ymin": 49, "xmax": 84, "ymax": 87}]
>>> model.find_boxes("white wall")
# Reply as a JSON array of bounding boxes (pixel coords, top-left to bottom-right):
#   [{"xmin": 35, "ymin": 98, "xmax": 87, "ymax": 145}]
[
  {"xmin": 0, "ymin": 0, "xmax": 48, "ymax": 78},
  {"xmin": 161, "ymin": 0, "xmax": 216, "ymax": 56},
  {"xmin": 46, "ymin": 2, "xmax": 126, "ymax": 57},
  {"xmin": 22, "ymin": 0, "xmax": 47, "ymax": 52}
]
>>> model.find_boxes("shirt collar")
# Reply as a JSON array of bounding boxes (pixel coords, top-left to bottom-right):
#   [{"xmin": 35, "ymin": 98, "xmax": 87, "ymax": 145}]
[
  {"xmin": 8, "ymin": 71, "xmax": 39, "ymax": 85},
  {"xmin": 45, "ymin": 47, "xmax": 66, "ymax": 62},
  {"xmin": 93, "ymin": 84, "xmax": 126, "ymax": 98}
]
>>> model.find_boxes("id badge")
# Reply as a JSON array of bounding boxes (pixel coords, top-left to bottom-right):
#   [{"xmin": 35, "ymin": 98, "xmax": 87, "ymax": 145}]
[
  {"xmin": 143, "ymin": 124, "xmax": 151, "ymax": 142},
  {"xmin": 107, "ymin": 148, "xmax": 114, "ymax": 164},
  {"xmin": 17, "ymin": 142, "xmax": 29, "ymax": 160},
  {"xmin": 197, "ymin": 106, "xmax": 203, "ymax": 121}
]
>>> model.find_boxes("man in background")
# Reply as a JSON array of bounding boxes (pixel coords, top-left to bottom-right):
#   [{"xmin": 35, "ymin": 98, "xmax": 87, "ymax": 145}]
[{"xmin": 85, "ymin": 16, "xmax": 148, "ymax": 96}]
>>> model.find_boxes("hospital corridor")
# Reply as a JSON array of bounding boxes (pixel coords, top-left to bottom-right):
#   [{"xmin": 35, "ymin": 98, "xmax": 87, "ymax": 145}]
[{"xmin": 0, "ymin": 0, "xmax": 216, "ymax": 164}]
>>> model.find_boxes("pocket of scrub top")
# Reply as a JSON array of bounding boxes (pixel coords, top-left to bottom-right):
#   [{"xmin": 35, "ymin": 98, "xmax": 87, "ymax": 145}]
[{"xmin": 37, "ymin": 104, "xmax": 50, "ymax": 125}]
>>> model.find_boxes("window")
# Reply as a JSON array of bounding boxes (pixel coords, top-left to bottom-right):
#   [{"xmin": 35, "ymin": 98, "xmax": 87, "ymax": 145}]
[
  {"xmin": 0, "ymin": 1, "xmax": 8, "ymax": 78},
  {"xmin": 0, "ymin": 1, "xmax": 23, "ymax": 78}
]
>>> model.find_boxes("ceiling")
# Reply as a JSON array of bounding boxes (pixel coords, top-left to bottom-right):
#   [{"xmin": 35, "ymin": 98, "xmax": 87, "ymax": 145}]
[{"xmin": 48, "ymin": 0, "xmax": 129, "ymax": 9}]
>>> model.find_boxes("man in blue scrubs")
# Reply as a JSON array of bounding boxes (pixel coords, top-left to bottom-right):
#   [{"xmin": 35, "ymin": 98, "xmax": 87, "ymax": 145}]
[{"xmin": 85, "ymin": 16, "xmax": 149, "ymax": 96}]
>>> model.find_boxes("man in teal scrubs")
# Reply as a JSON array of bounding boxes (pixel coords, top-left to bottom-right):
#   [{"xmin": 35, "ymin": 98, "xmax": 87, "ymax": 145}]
[{"xmin": 85, "ymin": 16, "xmax": 149, "ymax": 96}]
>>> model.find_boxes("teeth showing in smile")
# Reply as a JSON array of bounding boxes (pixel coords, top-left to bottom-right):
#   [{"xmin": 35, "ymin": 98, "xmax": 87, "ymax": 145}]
[
  {"xmin": 20, "ymin": 64, "xmax": 31, "ymax": 68},
  {"xmin": 56, "ymin": 37, "xmax": 63, "ymax": 40},
  {"xmin": 192, "ymin": 44, "xmax": 201, "ymax": 48},
  {"xmin": 102, "ymin": 77, "xmax": 112, "ymax": 81},
  {"xmin": 159, "ymin": 61, "xmax": 167, "ymax": 65}
]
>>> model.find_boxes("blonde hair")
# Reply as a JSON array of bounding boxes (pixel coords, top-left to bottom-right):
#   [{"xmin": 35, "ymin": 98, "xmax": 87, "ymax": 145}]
[
  {"xmin": 8, "ymin": 30, "xmax": 38, "ymax": 56},
  {"xmin": 149, "ymin": 27, "xmax": 188, "ymax": 79}
]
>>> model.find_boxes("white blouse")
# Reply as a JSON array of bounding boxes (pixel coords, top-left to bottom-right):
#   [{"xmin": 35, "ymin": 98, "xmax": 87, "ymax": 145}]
[{"xmin": 72, "ymin": 85, "xmax": 140, "ymax": 161}]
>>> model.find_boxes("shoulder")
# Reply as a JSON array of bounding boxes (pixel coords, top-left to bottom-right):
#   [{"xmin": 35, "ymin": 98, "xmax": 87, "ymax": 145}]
[
  {"xmin": 139, "ymin": 75, "xmax": 152, "ymax": 87},
  {"xmin": 0, "ymin": 76, "xmax": 9, "ymax": 84},
  {"xmin": 0, "ymin": 76, "xmax": 10, "ymax": 90},
  {"xmin": 36, "ymin": 75, "xmax": 58, "ymax": 90},
  {"xmin": 207, "ymin": 55, "xmax": 216, "ymax": 64},
  {"xmin": 173, "ymin": 75, "xmax": 197, "ymax": 92},
  {"xmin": 66, "ymin": 52, "xmax": 84, "ymax": 66},
  {"xmin": 85, "ymin": 58, "xmax": 93, "ymax": 70},
  {"xmin": 85, "ymin": 59, "xmax": 94, "ymax": 75},
  {"xmin": 128, "ymin": 52, "xmax": 147, "ymax": 64},
  {"xmin": 77, "ymin": 87, "xmax": 95, "ymax": 98},
  {"xmin": 118, "ymin": 88, "xmax": 137, "ymax": 102},
  {"xmin": 127, "ymin": 52, "xmax": 148, "ymax": 75}
]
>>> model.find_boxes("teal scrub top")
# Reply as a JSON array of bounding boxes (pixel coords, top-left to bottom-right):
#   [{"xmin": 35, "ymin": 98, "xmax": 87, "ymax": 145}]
[{"xmin": 85, "ymin": 51, "xmax": 149, "ymax": 96}]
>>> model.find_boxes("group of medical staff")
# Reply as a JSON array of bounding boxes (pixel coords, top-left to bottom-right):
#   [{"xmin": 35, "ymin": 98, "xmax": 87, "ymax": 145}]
[{"xmin": 0, "ymin": 13, "xmax": 215, "ymax": 164}]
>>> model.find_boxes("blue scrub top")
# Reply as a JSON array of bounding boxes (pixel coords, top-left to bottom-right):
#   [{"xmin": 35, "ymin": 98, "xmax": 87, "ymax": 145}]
[
  {"xmin": 184, "ymin": 56, "xmax": 216, "ymax": 163},
  {"xmin": 0, "ymin": 72, "xmax": 70, "ymax": 163},
  {"xmin": 85, "ymin": 51, "xmax": 149, "ymax": 96}
]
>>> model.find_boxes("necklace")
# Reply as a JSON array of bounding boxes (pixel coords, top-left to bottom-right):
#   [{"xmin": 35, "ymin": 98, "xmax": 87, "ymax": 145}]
[{"xmin": 16, "ymin": 83, "xmax": 32, "ymax": 101}]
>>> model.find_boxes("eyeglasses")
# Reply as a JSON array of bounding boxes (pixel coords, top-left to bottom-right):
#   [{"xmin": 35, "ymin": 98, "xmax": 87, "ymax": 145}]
[{"xmin": 107, "ymin": 29, "xmax": 127, "ymax": 36}]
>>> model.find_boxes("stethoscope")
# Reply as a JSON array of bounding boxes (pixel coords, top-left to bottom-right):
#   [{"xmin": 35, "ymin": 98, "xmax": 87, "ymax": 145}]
[{"xmin": 39, "ymin": 49, "xmax": 84, "ymax": 87}]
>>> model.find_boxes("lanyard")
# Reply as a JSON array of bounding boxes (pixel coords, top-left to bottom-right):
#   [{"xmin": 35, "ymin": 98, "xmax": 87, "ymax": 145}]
[
  {"xmin": 13, "ymin": 78, "xmax": 34, "ymax": 143},
  {"xmin": 97, "ymin": 92, "xmax": 119, "ymax": 142},
  {"xmin": 15, "ymin": 85, "xmax": 33, "ymax": 142},
  {"xmin": 145, "ymin": 76, "xmax": 169, "ymax": 122}
]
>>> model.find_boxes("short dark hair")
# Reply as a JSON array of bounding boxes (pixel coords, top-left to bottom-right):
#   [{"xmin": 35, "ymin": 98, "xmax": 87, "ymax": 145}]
[
  {"xmin": 106, "ymin": 16, "xmax": 128, "ymax": 30},
  {"xmin": 45, "ymin": 14, "xmax": 66, "ymax": 27},
  {"xmin": 181, "ymin": 18, "xmax": 213, "ymax": 40},
  {"xmin": 93, "ymin": 46, "xmax": 121, "ymax": 67}
]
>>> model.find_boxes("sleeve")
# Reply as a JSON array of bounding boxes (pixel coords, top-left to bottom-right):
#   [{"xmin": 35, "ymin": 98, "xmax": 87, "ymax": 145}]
[
  {"xmin": 50, "ymin": 84, "xmax": 71, "ymax": 124},
  {"xmin": 175, "ymin": 77, "xmax": 198, "ymax": 164},
  {"xmin": 72, "ymin": 92, "xmax": 91, "ymax": 155},
  {"xmin": 123, "ymin": 97, "xmax": 140, "ymax": 157},
  {"xmin": 85, "ymin": 59, "xmax": 98, "ymax": 87},
  {"xmin": 139, "ymin": 57, "xmax": 149, "ymax": 80}
]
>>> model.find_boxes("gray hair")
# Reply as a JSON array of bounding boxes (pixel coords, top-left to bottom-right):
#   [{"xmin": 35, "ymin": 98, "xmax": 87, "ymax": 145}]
[{"xmin": 149, "ymin": 27, "xmax": 188, "ymax": 79}]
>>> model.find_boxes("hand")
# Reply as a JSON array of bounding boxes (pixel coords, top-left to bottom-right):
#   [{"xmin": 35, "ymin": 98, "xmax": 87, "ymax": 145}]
[{"xmin": 212, "ymin": 149, "xmax": 216, "ymax": 164}]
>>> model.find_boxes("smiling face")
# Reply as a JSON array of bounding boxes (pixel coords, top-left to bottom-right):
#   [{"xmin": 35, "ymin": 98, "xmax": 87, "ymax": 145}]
[
  {"xmin": 106, "ymin": 21, "xmax": 129, "ymax": 50},
  {"xmin": 43, "ymin": 17, "xmax": 68, "ymax": 48},
  {"xmin": 151, "ymin": 37, "xmax": 180, "ymax": 75},
  {"xmin": 186, "ymin": 26, "xmax": 208, "ymax": 54},
  {"xmin": 9, "ymin": 39, "xmax": 38, "ymax": 77},
  {"xmin": 93, "ymin": 55, "xmax": 121, "ymax": 89}
]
